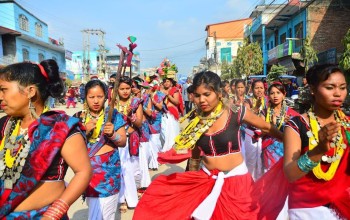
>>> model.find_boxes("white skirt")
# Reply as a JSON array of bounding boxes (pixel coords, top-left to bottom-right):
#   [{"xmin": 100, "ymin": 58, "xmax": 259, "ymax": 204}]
[
  {"xmin": 160, "ymin": 113, "xmax": 180, "ymax": 152},
  {"xmin": 289, "ymin": 206, "xmax": 339, "ymax": 220},
  {"xmin": 118, "ymin": 139, "xmax": 139, "ymax": 207},
  {"xmin": 86, "ymin": 193, "xmax": 118, "ymax": 220},
  {"xmin": 139, "ymin": 141, "xmax": 151, "ymax": 188},
  {"xmin": 148, "ymin": 133, "xmax": 161, "ymax": 169},
  {"xmin": 242, "ymin": 128, "xmax": 263, "ymax": 181}
]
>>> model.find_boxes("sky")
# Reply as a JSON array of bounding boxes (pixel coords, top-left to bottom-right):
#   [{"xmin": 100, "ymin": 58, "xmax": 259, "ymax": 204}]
[{"xmin": 15, "ymin": 0, "xmax": 263, "ymax": 75}]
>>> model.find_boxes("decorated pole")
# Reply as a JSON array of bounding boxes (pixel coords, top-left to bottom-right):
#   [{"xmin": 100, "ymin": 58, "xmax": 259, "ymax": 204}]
[{"xmin": 107, "ymin": 46, "xmax": 126, "ymax": 122}]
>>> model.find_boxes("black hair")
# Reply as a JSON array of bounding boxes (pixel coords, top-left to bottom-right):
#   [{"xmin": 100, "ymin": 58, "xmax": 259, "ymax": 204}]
[
  {"xmin": 0, "ymin": 59, "xmax": 64, "ymax": 102},
  {"xmin": 187, "ymin": 84, "xmax": 194, "ymax": 94},
  {"xmin": 222, "ymin": 80, "xmax": 229, "ymax": 87},
  {"xmin": 230, "ymin": 79, "xmax": 236, "ymax": 87},
  {"xmin": 235, "ymin": 79, "xmax": 245, "ymax": 87},
  {"xmin": 306, "ymin": 64, "xmax": 344, "ymax": 87},
  {"xmin": 252, "ymin": 79, "xmax": 264, "ymax": 90},
  {"xmin": 162, "ymin": 78, "xmax": 176, "ymax": 86},
  {"xmin": 119, "ymin": 76, "xmax": 133, "ymax": 87},
  {"xmin": 109, "ymin": 73, "xmax": 116, "ymax": 79},
  {"xmin": 84, "ymin": 79, "xmax": 108, "ymax": 99},
  {"xmin": 268, "ymin": 82, "xmax": 286, "ymax": 95},
  {"xmin": 192, "ymin": 71, "xmax": 221, "ymax": 94}
]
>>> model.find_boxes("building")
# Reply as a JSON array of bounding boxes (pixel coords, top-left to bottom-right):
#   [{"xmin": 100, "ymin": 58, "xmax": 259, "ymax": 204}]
[
  {"xmin": 245, "ymin": 0, "xmax": 350, "ymax": 76},
  {"xmin": 0, "ymin": 0, "xmax": 66, "ymax": 70},
  {"xmin": 205, "ymin": 18, "xmax": 252, "ymax": 75}
]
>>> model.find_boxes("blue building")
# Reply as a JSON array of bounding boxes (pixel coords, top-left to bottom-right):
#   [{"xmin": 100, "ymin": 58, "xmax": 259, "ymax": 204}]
[
  {"xmin": 0, "ymin": 0, "xmax": 66, "ymax": 70},
  {"xmin": 245, "ymin": 0, "xmax": 350, "ymax": 76}
]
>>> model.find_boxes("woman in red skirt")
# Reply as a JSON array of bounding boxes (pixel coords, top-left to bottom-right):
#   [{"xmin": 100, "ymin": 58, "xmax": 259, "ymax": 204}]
[{"xmin": 133, "ymin": 71, "xmax": 283, "ymax": 220}]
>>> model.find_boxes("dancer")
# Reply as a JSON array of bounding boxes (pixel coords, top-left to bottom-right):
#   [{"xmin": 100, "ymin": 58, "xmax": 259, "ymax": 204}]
[
  {"xmin": 116, "ymin": 76, "xmax": 143, "ymax": 213},
  {"xmin": 133, "ymin": 71, "xmax": 282, "ymax": 220},
  {"xmin": 160, "ymin": 78, "xmax": 180, "ymax": 152},
  {"xmin": 0, "ymin": 60, "xmax": 92, "ymax": 218},
  {"xmin": 243, "ymin": 79, "xmax": 268, "ymax": 180},
  {"xmin": 74, "ymin": 80, "xmax": 126, "ymax": 220},
  {"xmin": 283, "ymin": 64, "xmax": 350, "ymax": 219},
  {"xmin": 261, "ymin": 82, "xmax": 299, "ymax": 171}
]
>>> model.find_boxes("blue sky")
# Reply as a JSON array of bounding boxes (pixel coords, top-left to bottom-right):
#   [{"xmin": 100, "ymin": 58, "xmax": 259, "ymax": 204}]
[{"xmin": 16, "ymin": 0, "xmax": 261, "ymax": 75}]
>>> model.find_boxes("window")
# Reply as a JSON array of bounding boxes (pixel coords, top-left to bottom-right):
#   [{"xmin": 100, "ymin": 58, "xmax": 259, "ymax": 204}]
[
  {"xmin": 227, "ymin": 42, "xmax": 232, "ymax": 46},
  {"xmin": 38, "ymin": 53, "xmax": 45, "ymax": 62},
  {"xmin": 280, "ymin": 33, "xmax": 286, "ymax": 44},
  {"xmin": 294, "ymin": 22, "xmax": 304, "ymax": 48},
  {"xmin": 267, "ymin": 43, "xmax": 270, "ymax": 50},
  {"xmin": 22, "ymin": 48, "xmax": 29, "ymax": 61},
  {"xmin": 35, "ymin": 23, "xmax": 42, "ymax": 37},
  {"xmin": 237, "ymin": 42, "xmax": 242, "ymax": 47},
  {"xmin": 216, "ymin": 42, "xmax": 221, "ymax": 46},
  {"xmin": 19, "ymin": 14, "xmax": 29, "ymax": 31},
  {"xmin": 271, "ymin": 41, "xmax": 274, "ymax": 48}
]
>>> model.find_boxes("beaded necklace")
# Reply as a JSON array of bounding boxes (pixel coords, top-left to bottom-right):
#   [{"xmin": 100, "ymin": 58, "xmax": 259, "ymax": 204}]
[
  {"xmin": 116, "ymin": 97, "xmax": 132, "ymax": 115},
  {"xmin": 83, "ymin": 109, "xmax": 105, "ymax": 144},
  {"xmin": 252, "ymin": 96, "xmax": 265, "ymax": 116},
  {"xmin": 266, "ymin": 101, "xmax": 287, "ymax": 130},
  {"xmin": 174, "ymin": 101, "xmax": 224, "ymax": 150},
  {"xmin": 307, "ymin": 109, "xmax": 348, "ymax": 181},
  {"xmin": 0, "ymin": 118, "xmax": 30, "ymax": 189}
]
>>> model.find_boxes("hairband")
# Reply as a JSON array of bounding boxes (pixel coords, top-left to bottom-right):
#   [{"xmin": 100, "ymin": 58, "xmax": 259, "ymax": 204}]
[
  {"xmin": 37, "ymin": 64, "xmax": 49, "ymax": 81},
  {"xmin": 271, "ymin": 81, "xmax": 283, "ymax": 86}
]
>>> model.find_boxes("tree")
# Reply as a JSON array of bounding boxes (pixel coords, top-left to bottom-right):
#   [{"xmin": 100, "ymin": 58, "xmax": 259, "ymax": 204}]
[
  {"xmin": 235, "ymin": 39, "xmax": 263, "ymax": 78},
  {"xmin": 339, "ymin": 28, "xmax": 350, "ymax": 72},
  {"xmin": 267, "ymin": 64, "xmax": 287, "ymax": 83},
  {"xmin": 300, "ymin": 36, "xmax": 318, "ymax": 72},
  {"xmin": 220, "ymin": 60, "xmax": 239, "ymax": 80}
]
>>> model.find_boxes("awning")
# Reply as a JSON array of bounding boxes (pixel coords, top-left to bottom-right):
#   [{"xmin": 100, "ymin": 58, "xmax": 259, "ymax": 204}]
[{"xmin": 0, "ymin": 26, "xmax": 21, "ymax": 36}]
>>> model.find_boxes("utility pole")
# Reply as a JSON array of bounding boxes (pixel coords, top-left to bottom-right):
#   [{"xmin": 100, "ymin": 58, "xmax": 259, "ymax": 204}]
[
  {"xmin": 81, "ymin": 29, "xmax": 107, "ymax": 81},
  {"xmin": 213, "ymin": 31, "xmax": 218, "ymax": 74}
]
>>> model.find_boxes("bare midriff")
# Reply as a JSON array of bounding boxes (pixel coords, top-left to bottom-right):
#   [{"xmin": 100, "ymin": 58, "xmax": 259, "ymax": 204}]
[
  {"xmin": 202, "ymin": 153, "xmax": 244, "ymax": 172},
  {"xmin": 14, "ymin": 181, "xmax": 65, "ymax": 211}
]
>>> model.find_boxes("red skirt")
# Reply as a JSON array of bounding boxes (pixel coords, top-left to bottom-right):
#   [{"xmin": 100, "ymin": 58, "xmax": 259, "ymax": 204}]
[{"xmin": 133, "ymin": 169, "xmax": 258, "ymax": 220}]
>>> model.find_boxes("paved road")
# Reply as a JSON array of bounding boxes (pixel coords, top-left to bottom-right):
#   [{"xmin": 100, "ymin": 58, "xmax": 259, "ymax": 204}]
[{"xmin": 0, "ymin": 102, "xmax": 186, "ymax": 219}]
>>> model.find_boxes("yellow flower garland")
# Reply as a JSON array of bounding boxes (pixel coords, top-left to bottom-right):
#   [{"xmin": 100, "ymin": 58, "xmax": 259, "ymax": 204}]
[
  {"xmin": 174, "ymin": 102, "xmax": 224, "ymax": 150},
  {"xmin": 308, "ymin": 110, "xmax": 347, "ymax": 181},
  {"xmin": 85, "ymin": 109, "xmax": 105, "ymax": 144}
]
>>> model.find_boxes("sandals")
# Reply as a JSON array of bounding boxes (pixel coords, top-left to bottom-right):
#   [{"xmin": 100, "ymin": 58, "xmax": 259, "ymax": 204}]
[{"xmin": 119, "ymin": 202, "xmax": 128, "ymax": 213}]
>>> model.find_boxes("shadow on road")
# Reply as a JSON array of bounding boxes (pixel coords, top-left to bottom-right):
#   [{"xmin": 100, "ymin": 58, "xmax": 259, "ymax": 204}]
[{"xmin": 70, "ymin": 208, "xmax": 88, "ymax": 220}]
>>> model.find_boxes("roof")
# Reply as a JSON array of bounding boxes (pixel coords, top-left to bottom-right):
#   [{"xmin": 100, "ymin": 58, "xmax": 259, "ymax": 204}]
[{"xmin": 205, "ymin": 18, "xmax": 252, "ymax": 39}]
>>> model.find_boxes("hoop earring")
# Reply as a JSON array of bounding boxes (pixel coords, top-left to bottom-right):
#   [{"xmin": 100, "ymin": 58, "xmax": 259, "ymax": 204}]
[{"xmin": 29, "ymin": 99, "xmax": 39, "ymax": 119}]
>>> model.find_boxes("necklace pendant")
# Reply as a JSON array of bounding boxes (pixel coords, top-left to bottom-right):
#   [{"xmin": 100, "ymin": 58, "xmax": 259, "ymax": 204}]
[
  {"xmin": 311, "ymin": 140, "xmax": 318, "ymax": 145},
  {"xmin": 321, "ymin": 155, "xmax": 328, "ymax": 162},
  {"xmin": 342, "ymin": 144, "xmax": 347, "ymax": 149},
  {"xmin": 329, "ymin": 142, "xmax": 335, "ymax": 148},
  {"xmin": 4, "ymin": 179, "xmax": 13, "ymax": 189}
]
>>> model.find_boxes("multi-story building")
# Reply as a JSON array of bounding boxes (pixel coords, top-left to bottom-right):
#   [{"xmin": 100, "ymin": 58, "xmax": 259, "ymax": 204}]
[
  {"xmin": 245, "ymin": 0, "xmax": 350, "ymax": 76},
  {"xmin": 205, "ymin": 18, "xmax": 252, "ymax": 75},
  {"xmin": 0, "ymin": 0, "xmax": 66, "ymax": 70}
]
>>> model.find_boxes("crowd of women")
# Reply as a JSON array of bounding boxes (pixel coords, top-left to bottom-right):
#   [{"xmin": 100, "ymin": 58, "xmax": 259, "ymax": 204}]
[{"xmin": 0, "ymin": 59, "xmax": 349, "ymax": 220}]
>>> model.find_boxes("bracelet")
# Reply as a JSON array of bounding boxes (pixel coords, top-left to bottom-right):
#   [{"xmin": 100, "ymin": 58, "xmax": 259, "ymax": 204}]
[
  {"xmin": 297, "ymin": 151, "xmax": 320, "ymax": 173},
  {"xmin": 188, "ymin": 158, "xmax": 201, "ymax": 171},
  {"xmin": 108, "ymin": 132, "xmax": 121, "ymax": 142},
  {"xmin": 43, "ymin": 199, "xmax": 69, "ymax": 220},
  {"xmin": 129, "ymin": 114, "xmax": 137, "ymax": 123}
]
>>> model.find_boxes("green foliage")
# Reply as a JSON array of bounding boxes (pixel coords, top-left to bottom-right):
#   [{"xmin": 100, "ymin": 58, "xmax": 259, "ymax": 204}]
[
  {"xmin": 339, "ymin": 28, "xmax": 350, "ymax": 71},
  {"xmin": 220, "ymin": 60, "xmax": 239, "ymax": 80},
  {"xmin": 300, "ymin": 36, "xmax": 318, "ymax": 71},
  {"xmin": 267, "ymin": 64, "xmax": 287, "ymax": 83},
  {"xmin": 234, "ymin": 40, "xmax": 263, "ymax": 77}
]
